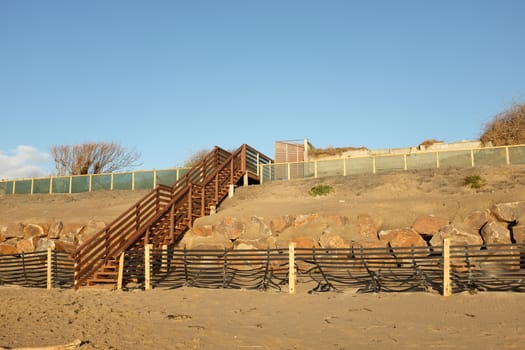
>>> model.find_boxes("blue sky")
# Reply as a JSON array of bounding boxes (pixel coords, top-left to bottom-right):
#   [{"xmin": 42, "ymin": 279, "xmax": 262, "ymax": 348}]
[{"xmin": 1, "ymin": 0, "xmax": 524, "ymax": 179}]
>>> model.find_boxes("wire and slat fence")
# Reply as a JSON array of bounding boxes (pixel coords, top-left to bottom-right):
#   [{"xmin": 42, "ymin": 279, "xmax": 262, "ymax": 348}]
[{"xmin": 2, "ymin": 242, "xmax": 524, "ymax": 294}]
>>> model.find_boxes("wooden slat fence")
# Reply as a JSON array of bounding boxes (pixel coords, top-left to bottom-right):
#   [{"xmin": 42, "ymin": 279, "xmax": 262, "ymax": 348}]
[{"xmin": 0, "ymin": 250, "xmax": 73, "ymax": 288}]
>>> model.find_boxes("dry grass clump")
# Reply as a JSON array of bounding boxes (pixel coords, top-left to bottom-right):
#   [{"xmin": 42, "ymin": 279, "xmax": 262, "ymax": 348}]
[
  {"xmin": 480, "ymin": 102, "xmax": 525, "ymax": 146},
  {"xmin": 419, "ymin": 139, "xmax": 443, "ymax": 148},
  {"xmin": 309, "ymin": 146, "xmax": 368, "ymax": 157}
]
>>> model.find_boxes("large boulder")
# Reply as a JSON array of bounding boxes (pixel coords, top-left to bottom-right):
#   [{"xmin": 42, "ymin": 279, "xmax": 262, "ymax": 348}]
[
  {"xmin": 430, "ymin": 224, "xmax": 483, "ymax": 246},
  {"xmin": 412, "ymin": 215, "xmax": 449, "ymax": 236},
  {"xmin": 215, "ymin": 216, "xmax": 245, "ymax": 241},
  {"xmin": 490, "ymin": 202, "xmax": 525, "ymax": 223},
  {"xmin": 513, "ymin": 225, "xmax": 525, "ymax": 244},
  {"xmin": 191, "ymin": 224, "xmax": 214, "ymax": 237},
  {"xmin": 243, "ymin": 216, "xmax": 272, "ymax": 240},
  {"xmin": 319, "ymin": 232, "xmax": 350, "ymax": 249},
  {"xmin": 48, "ymin": 221, "xmax": 64, "ymax": 239},
  {"xmin": 0, "ymin": 243, "xmax": 19, "ymax": 255},
  {"xmin": 3, "ymin": 223, "xmax": 25, "ymax": 239},
  {"xmin": 36, "ymin": 238, "xmax": 55, "ymax": 252},
  {"xmin": 351, "ymin": 214, "xmax": 379, "ymax": 242},
  {"xmin": 480, "ymin": 221, "xmax": 512, "ymax": 245},
  {"xmin": 23, "ymin": 223, "xmax": 46, "ymax": 239},
  {"xmin": 270, "ymin": 215, "xmax": 294, "ymax": 233},
  {"xmin": 290, "ymin": 236, "xmax": 319, "ymax": 248},
  {"xmin": 59, "ymin": 224, "xmax": 84, "ymax": 245},
  {"xmin": 462, "ymin": 209, "xmax": 492, "ymax": 233},
  {"xmin": 378, "ymin": 228, "xmax": 427, "ymax": 248},
  {"xmin": 16, "ymin": 236, "xmax": 38, "ymax": 253}
]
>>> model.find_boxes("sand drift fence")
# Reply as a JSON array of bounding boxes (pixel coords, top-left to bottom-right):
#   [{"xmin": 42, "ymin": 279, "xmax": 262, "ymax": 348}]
[
  {"xmin": 0, "ymin": 249, "xmax": 74, "ymax": 288},
  {"xmin": 1, "ymin": 243, "xmax": 524, "ymax": 294},
  {"xmin": 114, "ymin": 242, "xmax": 525, "ymax": 295}
]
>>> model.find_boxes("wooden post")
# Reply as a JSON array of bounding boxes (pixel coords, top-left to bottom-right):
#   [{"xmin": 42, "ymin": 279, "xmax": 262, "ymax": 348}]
[
  {"xmin": 505, "ymin": 146, "xmax": 510, "ymax": 165},
  {"xmin": 145, "ymin": 244, "xmax": 152, "ymax": 291},
  {"xmin": 243, "ymin": 173, "xmax": 249, "ymax": 187},
  {"xmin": 210, "ymin": 205, "xmax": 217, "ymax": 215},
  {"xmin": 117, "ymin": 252, "xmax": 125, "ymax": 291},
  {"xmin": 228, "ymin": 184, "xmax": 235, "ymax": 198},
  {"xmin": 470, "ymin": 149, "xmax": 475, "ymax": 167},
  {"xmin": 372, "ymin": 157, "xmax": 376, "ymax": 174},
  {"xmin": 403, "ymin": 154, "xmax": 408, "ymax": 171},
  {"xmin": 31, "ymin": 178, "xmax": 34, "ymax": 195},
  {"xmin": 288, "ymin": 242, "xmax": 296, "ymax": 294},
  {"xmin": 443, "ymin": 238, "xmax": 451, "ymax": 297},
  {"xmin": 47, "ymin": 247, "xmax": 53, "ymax": 290},
  {"xmin": 436, "ymin": 152, "xmax": 440, "ymax": 169}
]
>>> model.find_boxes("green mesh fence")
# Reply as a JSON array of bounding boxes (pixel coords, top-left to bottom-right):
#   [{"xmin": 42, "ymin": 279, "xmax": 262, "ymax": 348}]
[
  {"xmin": 155, "ymin": 169, "xmax": 179, "ymax": 186},
  {"xmin": 52, "ymin": 177, "xmax": 70, "ymax": 193},
  {"xmin": 473, "ymin": 148, "xmax": 507, "ymax": 167},
  {"xmin": 509, "ymin": 146, "xmax": 525, "ymax": 164},
  {"xmin": 113, "ymin": 173, "xmax": 133, "ymax": 190},
  {"xmin": 134, "ymin": 171, "xmax": 154, "ymax": 190},
  {"xmin": 438, "ymin": 150, "xmax": 472, "ymax": 168},
  {"xmin": 317, "ymin": 159, "xmax": 345, "ymax": 177},
  {"xmin": 0, "ymin": 181, "xmax": 14, "ymax": 194},
  {"xmin": 375, "ymin": 155, "xmax": 405, "ymax": 173},
  {"xmin": 345, "ymin": 157, "xmax": 374, "ymax": 175},
  {"xmin": 33, "ymin": 178, "xmax": 51, "ymax": 194},
  {"xmin": 92, "ymin": 174, "xmax": 112, "ymax": 191},
  {"xmin": 406, "ymin": 152, "xmax": 437, "ymax": 170},
  {"xmin": 14, "ymin": 180, "xmax": 32, "ymax": 194},
  {"xmin": 71, "ymin": 176, "xmax": 90, "ymax": 193}
]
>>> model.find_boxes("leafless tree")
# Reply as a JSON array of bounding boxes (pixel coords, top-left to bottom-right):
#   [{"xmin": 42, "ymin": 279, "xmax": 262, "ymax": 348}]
[
  {"xmin": 51, "ymin": 142, "xmax": 141, "ymax": 175},
  {"xmin": 183, "ymin": 149, "xmax": 211, "ymax": 167},
  {"xmin": 480, "ymin": 102, "xmax": 525, "ymax": 146}
]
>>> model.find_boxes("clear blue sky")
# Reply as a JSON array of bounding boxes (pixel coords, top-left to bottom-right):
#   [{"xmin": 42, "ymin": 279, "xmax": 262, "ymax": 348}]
[{"xmin": 1, "ymin": 0, "xmax": 524, "ymax": 179}]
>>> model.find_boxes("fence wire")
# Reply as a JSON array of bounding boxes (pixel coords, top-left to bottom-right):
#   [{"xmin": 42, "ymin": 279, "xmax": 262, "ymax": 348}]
[
  {"xmin": 1, "ymin": 244, "xmax": 524, "ymax": 294},
  {"xmin": 0, "ymin": 251, "xmax": 73, "ymax": 288}
]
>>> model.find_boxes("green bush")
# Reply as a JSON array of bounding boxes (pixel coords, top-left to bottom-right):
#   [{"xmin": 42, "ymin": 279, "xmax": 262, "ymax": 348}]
[
  {"xmin": 309, "ymin": 184, "xmax": 334, "ymax": 196},
  {"xmin": 463, "ymin": 175, "xmax": 485, "ymax": 189}
]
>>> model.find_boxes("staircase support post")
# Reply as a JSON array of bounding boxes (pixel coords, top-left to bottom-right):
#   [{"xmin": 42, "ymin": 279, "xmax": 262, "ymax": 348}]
[
  {"xmin": 228, "ymin": 184, "xmax": 235, "ymax": 198},
  {"xmin": 117, "ymin": 251, "xmax": 125, "ymax": 291},
  {"xmin": 145, "ymin": 244, "xmax": 152, "ymax": 291},
  {"xmin": 47, "ymin": 247, "xmax": 53, "ymax": 290}
]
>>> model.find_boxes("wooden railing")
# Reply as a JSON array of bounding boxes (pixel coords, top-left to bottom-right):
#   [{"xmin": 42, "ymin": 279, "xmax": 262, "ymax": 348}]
[{"xmin": 71, "ymin": 144, "xmax": 272, "ymax": 289}]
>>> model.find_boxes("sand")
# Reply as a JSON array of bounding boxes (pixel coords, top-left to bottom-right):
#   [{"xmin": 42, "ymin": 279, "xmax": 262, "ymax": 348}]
[{"xmin": 1, "ymin": 165, "xmax": 525, "ymax": 349}]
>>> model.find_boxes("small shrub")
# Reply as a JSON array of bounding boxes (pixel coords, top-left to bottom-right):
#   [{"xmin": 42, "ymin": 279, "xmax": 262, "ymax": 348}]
[
  {"xmin": 463, "ymin": 175, "xmax": 485, "ymax": 189},
  {"xmin": 309, "ymin": 184, "xmax": 334, "ymax": 196}
]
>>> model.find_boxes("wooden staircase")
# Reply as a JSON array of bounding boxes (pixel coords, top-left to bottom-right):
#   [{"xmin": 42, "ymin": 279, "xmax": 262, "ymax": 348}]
[{"xmin": 71, "ymin": 145, "xmax": 272, "ymax": 289}]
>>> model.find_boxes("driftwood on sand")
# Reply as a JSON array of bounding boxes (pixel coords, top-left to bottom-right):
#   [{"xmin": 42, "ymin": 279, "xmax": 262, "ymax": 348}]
[{"xmin": 0, "ymin": 339, "xmax": 82, "ymax": 350}]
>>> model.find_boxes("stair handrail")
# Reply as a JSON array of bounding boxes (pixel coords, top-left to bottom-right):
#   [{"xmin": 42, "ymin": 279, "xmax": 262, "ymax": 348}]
[
  {"xmin": 71, "ymin": 146, "xmax": 232, "ymax": 288},
  {"xmin": 118, "ymin": 144, "xmax": 248, "ymax": 254}
]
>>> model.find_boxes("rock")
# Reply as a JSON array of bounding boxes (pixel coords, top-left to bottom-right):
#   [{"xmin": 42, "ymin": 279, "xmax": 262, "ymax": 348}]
[
  {"xmin": 291, "ymin": 236, "xmax": 319, "ymax": 248},
  {"xmin": 0, "ymin": 232, "xmax": 5, "ymax": 244},
  {"xmin": 234, "ymin": 242, "xmax": 258, "ymax": 250},
  {"xmin": 490, "ymin": 202, "xmax": 525, "ymax": 222},
  {"xmin": 430, "ymin": 224, "xmax": 483, "ymax": 246},
  {"xmin": 513, "ymin": 225, "xmax": 525, "ymax": 244},
  {"xmin": 270, "ymin": 215, "xmax": 294, "ymax": 233},
  {"xmin": 191, "ymin": 224, "xmax": 214, "ymax": 237},
  {"xmin": 48, "ymin": 221, "xmax": 64, "ymax": 239},
  {"xmin": 36, "ymin": 238, "xmax": 55, "ymax": 252},
  {"xmin": 77, "ymin": 220, "xmax": 107, "ymax": 245},
  {"xmin": 3, "ymin": 222, "xmax": 25, "ymax": 239},
  {"xmin": 463, "ymin": 209, "xmax": 492, "ymax": 232},
  {"xmin": 294, "ymin": 214, "xmax": 319, "ymax": 228},
  {"xmin": 23, "ymin": 223, "xmax": 46, "ymax": 238},
  {"xmin": 59, "ymin": 224, "xmax": 84, "ymax": 245},
  {"xmin": 354, "ymin": 214, "xmax": 379, "ymax": 241},
  {"xmin": 243, "ymin": 216, "xmax": 272, "ymax": 239},
  {"xmin": 481, "ymin": 221, "xmax": 512, "ymax": 245},
  {"xmin": 16, "ymin": 236, "xmax": 38, "ymax": 253},
  {"xmin": 351, "ymin": 239, "xmax": 386, "ymax": 249},
  {"xmin": 319, "ymin": 232, "xmax": 350, "ymax": 248},
  {"xmin": 378, "ymin": 228, "xmax": 427, "ymax": 248},
  {"xmin": 54, "ymin": 240, "xmax": 76, "ymax": 253},
  {"xmin": 412, "ymin": 215, "xmax": 449, "ymax": 235},
  {"xmin": 179, "ymin": 232, "xmax": 233, "ymax": 250},
  {"xmin": 215, "ymin": 216, "xmax": 245, "ymax": 241},
  {"xmin": 0, "ymin": 243, "xmax": 19, "ymax": 255},
  {"xmin": 324, "ymin": 215, "xmax": 348, "ymax": 227}
]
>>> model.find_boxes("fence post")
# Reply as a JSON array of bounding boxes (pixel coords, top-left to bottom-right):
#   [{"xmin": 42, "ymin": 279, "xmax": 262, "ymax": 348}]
[
  {"xmin": 117, "ymin": 251, "xmax": 125, "ymax": 291},
  {"xmin": 470, "ymin": 149, "xmax": 475, "ymax": 167},
  {"xmin": 49, "ymin": 177, "xmax": 53, "ymax": 194},
  {"xmin": 372, "ymin": 157, "xmax": 376, "ymax": 174},
  {"xmin": 436, "ymin": 152, "xmax": 440, "ymax": 169},
  {"xmin": 443, "ymin": 238, "xmax": 451, "ymax": 297},
  {"xmin": 505, "ymin": 146, "xmax": 510, "ymax": 165},
  {"xmin": 289, "ymin": 242, "xmax": 296, "ymax": 294},
  {"xmin": 31, "ymin": 178, "xmax": 34, "ymax": 195},
  {"xmin": 145, "ymin": 244, "xmax": 152, "ymax": 291},
  {"xmin": 47, "ymin": 247, "xmax": 53, "ymax": 290}
]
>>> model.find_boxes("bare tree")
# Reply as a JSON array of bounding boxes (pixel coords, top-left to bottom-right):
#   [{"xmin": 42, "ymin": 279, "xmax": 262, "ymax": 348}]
[
  {"xmin": 51, "ymin": 142, "xmax": 141, "ymax": 176},
  {"xmin": 183, "ymin": 149, "xmax": 211, "ymax": 167},
  {"xmin": 480, "ymin": 102, "xmax": 525, "ymax": 146}
]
